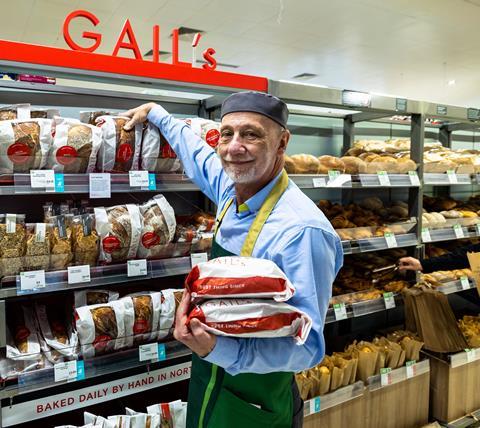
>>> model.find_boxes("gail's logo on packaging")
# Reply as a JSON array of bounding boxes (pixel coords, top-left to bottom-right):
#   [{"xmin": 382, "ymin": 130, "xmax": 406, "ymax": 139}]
[{"xmin": 62, "ymin": 10, "xmax": 217, "ymax": 71}]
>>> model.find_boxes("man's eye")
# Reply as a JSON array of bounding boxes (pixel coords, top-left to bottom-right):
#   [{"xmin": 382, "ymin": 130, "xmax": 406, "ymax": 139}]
[
  {"xmin": 221, "ymin": 131, "xmax": 233, "ymax": 138},
  {"xmin": 245, "ymin": 131, "xmax": 257, "ymax": 139}
]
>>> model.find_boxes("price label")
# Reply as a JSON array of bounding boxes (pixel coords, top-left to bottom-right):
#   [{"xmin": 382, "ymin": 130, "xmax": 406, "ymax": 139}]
[
  {"xmin": 67, "ymin": 265, "xmax": 91, "ymax": 285},
  {"xmin": 421, "ymin": 227, "xmax": 432, "ymax": 243},
  {"xmin": 6, "ymin": 214, "xmax": 16, "ymax": 234},
  {"xmin": 127, "ymin": 259, "xmax": 148, "ymax": 277},
  {"xmin": 139, "ymin": 343, "xmax": 159, "ymax": 362},
  {"xmin": 405, "ymin": 360, "xmax": 417, "ymax": 379},
  {"xmin": 453, "ymin": 224, "xmax": 464, "ymax": 239},
  {"xmin": 148, "ymin": 173, "xmax": 157, "ymax": 190},
  {"xmin": 310, "ymin": 396, "xmax": 321, "ymax": 414},
  {"xmin": 460, "ymin": 276, "xmax": 470, "ymax": 290},
  {"xmin": 465, "ymin": 348, "xmax": 477, "ymax": 363},
  {"xmin": 383, "ymin": 292, "xmax": 396, "ymax": 309},
  {"xmin": 129, "ymin": 170, "xmax": 149, "ymax": 187},
  {"xmin": 54, "ymin": 360, "xmax": 78, "ymax": 382},
  {"xmin": 158, "ymin": 343, "xmax": 166, "ymax": 361},
  {"xmin": 35, "ymin": 223, "xmax": 46, "ymax": 243},
  {"xmin": 377, "ymin": 171, "xmax": 391, "ymax": 186},
  {"xmin": 191, "ymin": 253, "xmax": 208, "ymax": 267},
  {"xmin": 447, "ymin": 170, "xmax": 458, "ymax": 184},
  {"xmin": 327, "ymin": 173, "xmax": 352, "ymax": 187},
  {"xmin": 380, "ymin": 367, "xmax": 392, "ymax": 387},
  {"xmin": 20, "ymin": 270, "xmax": 46, "ymax": 291},
  {"xmin": 476, "ymin": 223, "xmax": 480, "ymax": 236},
  {"xmin": 54, "ymin": 173, "xmax": 65, "ymax": 193},
  {"xmin": 408, "ymin": 171, "xmax": 420, "ymax": 186},
  {"xmin": 30, "ymin": 170, "xmax": 55, "ymax": 189},
  {"xmin": 89, "ymin": 173, "xmax": 111, "ymax": 199},
  {"xmin": 384, "ymin": 232, "xmax": 398, "ymax": 248},
  {"xmin": 333, "ymin": 303, "xmax": 347, "ymax": 320},
  {"xmin": 312, "ymin": 177, "xmax": 326, "ymax": 188}
]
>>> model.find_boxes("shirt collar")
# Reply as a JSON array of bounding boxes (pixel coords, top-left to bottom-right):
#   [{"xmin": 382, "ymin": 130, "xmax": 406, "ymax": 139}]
[{"xmin": 233, "ymin": 170, "xmax": 284, "ymax": 215}]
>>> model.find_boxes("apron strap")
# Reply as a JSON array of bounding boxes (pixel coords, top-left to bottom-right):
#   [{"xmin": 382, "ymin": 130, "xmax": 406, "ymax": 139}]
[{"xmin": 214, "ymin": 198, "xmax": 234, "ymax": 238}]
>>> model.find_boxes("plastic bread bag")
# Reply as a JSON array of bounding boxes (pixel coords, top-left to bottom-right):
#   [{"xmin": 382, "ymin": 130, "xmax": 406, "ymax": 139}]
[
  {"xmin": 24, "ymin": 222, "xmax": 50, "ymax": 272},
  {"xmin": 74, "ymin": 290, "xmax": 119, "ymax": 308},
  {"xmin": 145, "ymin": 401, "xmax": 183, "ymax": 428},
  {"xmin": 185, "ymin": 256, "xmax": 295, "ymax": 302},
  {"xmin": 35, "ymin": 302, "xmax": 78, "ymax": 358},
  {"xmin": 123, "ymin": 292, "xmax": 162, "ymax": 345},
  {"xmin": 185, "ymin": 118, "xmax": 221, "ymax": 149},
  {"xmin": 47, "ymin": 214, "xmax": 74, "ymax": 270},
  {"xmin": 6, "ymin": 305, "xmax": 42, "ymax": 362},
  {"xmin": 158, "ymin": 289, "xmax": 182, "ymax": 341},
  {"xmin": 0, "ymin": 213, "xmax": 27, "ymax": 277},
  {"xmin": 84, "ymin": 412, "xmax": 116, "ymax": 428},
  {"xmin": 187, "ymin": 298, "xmax": 312, "ymax": 344},
  {"xmin": 140, "ymin": 122, "xmax": 182, "ymax": 173},
  {"xmin": 137, "ymin": 195, "xmax": 176, "ymax": 259},
  {"xmin": 48, "ymin": 117, "xmax": 102, "ymax": 173},
  {"xmin": 125, "ymin": 408, "xmax": 160, "ymax": 428},
  {"xmin": 191, "ymin": 211, "xmax": 215, "ymax": 232},
  {"xmin": 72, "ymin": 214, "xmax": 99, "ymax": 267},
  {"xmin": 0, "ymin": 118, "xmax": 52, "ymax": 173},
  {"xmin": 94, "ymin": 204, "xmax": 142, "ymax": 264},
  {"xmin": 107, "ymin": 415, "xmax": 131, "ymax": 428},
  {"xmin": 95, "ymin": 115, "xmax": 141, "ymax": 173},
  {"xmin": 79, "ymin": 111, "xmax": 114, "ymax": 125},
  {"xmin": 75, "ymin": 300, "xmax": 128, "ymax": 358},
  {"xmin": 31, "ymin": 108, "xmax": 60, "ymax": 119},
  {"xmin": 0, "ymin": 103, "xmax": 31, "ymax": 120}
]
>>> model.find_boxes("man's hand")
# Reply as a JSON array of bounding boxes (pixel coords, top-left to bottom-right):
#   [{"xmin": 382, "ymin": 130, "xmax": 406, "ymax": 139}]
[
  {"xmin": 123, "ymin": 102, "xmax": 157, "ymax": 131},
  {"xmin": 173, "ymin": 289, "xmax": 216, "ymax": 357},
  {"xmin": 398, "ymin": 256, "xmax": 423, "ymax": 272}
]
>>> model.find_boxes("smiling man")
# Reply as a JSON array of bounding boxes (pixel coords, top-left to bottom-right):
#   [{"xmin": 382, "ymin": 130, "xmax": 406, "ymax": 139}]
[{"xmin": 124, "ymin": 92, "xmax": 343, "ymax": 428}]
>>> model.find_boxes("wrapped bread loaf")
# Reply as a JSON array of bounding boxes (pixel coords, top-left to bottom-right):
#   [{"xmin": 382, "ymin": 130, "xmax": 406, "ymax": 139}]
[
  {"xmin": 48, "ymin": 117, "xmax": 102, "ymax": 173},
  {"xmin": 79, "ymin": 110, "xmax": 113, "ymax": 125},
  {"xmin": 0, "ymin": 104, "xmax": 30, "ymax": 120},
  {"xmin": 185, "ymin": 117, "xmax": 221, "ymax": 148},
  {"xmin": 123, "ymin": 292, "xmax": 162, "ymax": 345},
  {"xmin": 0, "ymin": 214, "xmax": 26, "ymax": 277},
  {"xmin": 141, "ymin": 122, "xmax": 182, "ymax": 173},
  {"xmin": 6, "ymin": 305, "xmax": 42, "ymax": 362},
  {"xmin": 71, "ymin": 214, "xmax": 99, "ymax": 267},
  {"xmin": 74, "ymin": 289, "xmax": 119, "ymax": 308},
  {"xmin": 94, "ymin": 204, "xmax": 142, "ymax": 264},
  {"xmin": 157, "ymin": 288, "xmax": 183, "ymax": 341},
  {"xmin": 47, "ymin": 215, "xmax": 73, "ymax": 270},
  {"xmin": 96, "ymin": 116, "xmax": 141, "ymax": 173},
  {"xmin": 24, "ymin": 223, "xmax": 50, "ymax": 272}
]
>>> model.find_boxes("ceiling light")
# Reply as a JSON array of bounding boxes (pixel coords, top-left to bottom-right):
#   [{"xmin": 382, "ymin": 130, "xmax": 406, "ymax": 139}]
[{"xmin": 448, "ymin": 79, "xmax": 456, "ymax": 86}]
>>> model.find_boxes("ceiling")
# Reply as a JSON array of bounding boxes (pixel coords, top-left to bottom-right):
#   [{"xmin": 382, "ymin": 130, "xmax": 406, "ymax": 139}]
[{"xmin": 3, "ymin": 0, "xmax": 480, "ymax": 107}]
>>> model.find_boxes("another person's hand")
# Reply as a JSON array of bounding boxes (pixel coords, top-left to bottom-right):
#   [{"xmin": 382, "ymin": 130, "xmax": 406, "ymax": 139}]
[
  {"xmin": 173, "ymin": 289, "xmax": 216, "ymax": 358},
  {"xmin": 398, "ymin": 257, "xmax": 423, "ymax": 272},
  {"xmin": 123, "ymin": 102, "xmax": 157, "ymax": 131}
]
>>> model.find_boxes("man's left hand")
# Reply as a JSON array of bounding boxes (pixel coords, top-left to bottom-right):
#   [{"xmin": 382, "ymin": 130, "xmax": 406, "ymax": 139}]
[{"xmin": 173, "ymin": 289, "xmax": 217, "ymax": 357}]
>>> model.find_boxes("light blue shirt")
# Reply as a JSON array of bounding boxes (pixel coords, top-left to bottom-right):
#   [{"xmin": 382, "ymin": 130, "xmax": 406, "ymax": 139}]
[{"xmin": 148, "ymin": 105, "xmax": 343, "ymax": 376}]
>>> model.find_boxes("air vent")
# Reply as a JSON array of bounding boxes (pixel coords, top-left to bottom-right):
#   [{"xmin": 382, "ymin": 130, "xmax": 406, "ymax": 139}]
[
  {"xmin": 292, "ymin": 73, "xmax": 317, "ymax": 80},
  {"xmin": 144, "ymin": 50, "xmax": 171, "ymax": 58},
  {"xmin": 170, "ymin": 27, "xmax": 205, "ymax": 41}
]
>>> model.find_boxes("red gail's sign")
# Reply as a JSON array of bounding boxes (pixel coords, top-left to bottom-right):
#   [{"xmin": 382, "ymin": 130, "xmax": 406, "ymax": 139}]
[
  {"xmin": 0, "ymin": 9, "xmax": 268, "ymax": 91},
  {"xmin": 2, "ymin": 361, "xmax": 191, "ymax": 426}
]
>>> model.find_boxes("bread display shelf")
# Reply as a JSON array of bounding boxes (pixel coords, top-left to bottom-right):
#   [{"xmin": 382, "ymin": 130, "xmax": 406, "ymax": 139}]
[
  {"xmin": 290, "ymin": 173, "xmax": 419, "ymax": 189},
  {"xmin": 366, "ymin": 359, "xmax": 430, "ymax": 391},
  {"xmin": 303, "ymin": 381, "xmax": 365, "ymax": 417},
  {"xmin": 425, "ymin": 225, "xmax": 480, "ymax": 243},
  {"xmin": 0, "ymin": 340, "xmax": 190, "ymax": 400},
  {"xmin": 0, "ymin": 173, "xmax": 199, "ymax": 194},
  {"xmin": 436, "ymin": 278, "xmax": 477, "ymax": 295},
  {"xmin": 342, "ymin": 233, "xmax": 418, "ymax": 255},
  {"xmin": 0, "ymin": 256, "xmax": 192, "ymax": 299},
  {"xmin": 446, "ymin": 409, "xmax": 480, "ymax": 428},
  {"xmin": 448, "ymin": 348, "xmax": 480, "ymax": 369},
  {"xmin": 424, "ymin": 173, "xmax": 474, "ymax": 186}
]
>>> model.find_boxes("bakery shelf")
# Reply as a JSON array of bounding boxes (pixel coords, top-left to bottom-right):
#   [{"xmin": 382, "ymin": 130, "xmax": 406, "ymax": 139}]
[
  {"xmin": 0, "ymin": 173, "xmax": 199, "ymax": 194},
  {"xmin": 0, "ymin": 340, "xmax": 191, "ymax": 399},
  {"xmin": 425, "ymin": 225, "xmax": 478, "ymax": 243},
  {"xmin": 436, "ymin": 279, "xmax": 476, "ymax": 295},
  {"xmin": 367, "ymin": 359, "xmax": 430, "ymax": 391},
  {"xmin": 448, "ymin": 348, "xmax": 480, "ymax": 369},
  {"xmin": 343, "ymin": 233, "xmax": 418, "ymax": 255},
  {"xmin": 0, "ymin": 256, "xmax": 192, "ymax": 299},
  {"xmin": 290, "ymin": 173, "xmax": 419, "ymax": 189},
  {"xmin": 424, "ymin": 173, "xmax": 473, "ymax": 186},
  {"xmin": 303, "ymin": 381, "xmax": 365, "ymax": 417}
]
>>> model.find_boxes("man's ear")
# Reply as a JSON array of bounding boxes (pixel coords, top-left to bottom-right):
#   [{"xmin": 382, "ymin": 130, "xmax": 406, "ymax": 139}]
[{"xmin": 278, "ymin": 129, "xmax": 290, "ymax": 154}]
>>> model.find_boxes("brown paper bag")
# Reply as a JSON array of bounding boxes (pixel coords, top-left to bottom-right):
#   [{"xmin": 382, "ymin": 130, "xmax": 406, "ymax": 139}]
[
  {"xmin": 467, "ymin": 252, "xmax": 480, "ymax": 296},
  {"xmin": 295, "ymin": 372, "xmax": 312, "ymax": 401},
  {"xmin": 373, "ymin": 337, "xmax": 403, "ymax": 369},
  {"xmin": 333, "ymin": 351, "xmax": 358, "ymax": 385},
  {"xmin": 397, "ymin": 349, "xmax": 406, "ymax": 367},
  {"xmin": 353, "ymin": 342, "xmax": 379, "ymax": 382},
  {"xmin": 316, "ymin": 363, "xmax": 332, "ymax": 395},
  {"xmin": 400, "ymin": 336, "xmax": 424, "ymax": 361},
  {"xmin": 324, "ymin": 356, "xmax": 345, "ymax": 392}
]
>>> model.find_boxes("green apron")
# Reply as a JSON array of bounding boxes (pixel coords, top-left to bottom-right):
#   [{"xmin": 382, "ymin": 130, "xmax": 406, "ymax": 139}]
[{"xmin": 186, "ymin": 171, "xmax": 296, "ymax": 428}]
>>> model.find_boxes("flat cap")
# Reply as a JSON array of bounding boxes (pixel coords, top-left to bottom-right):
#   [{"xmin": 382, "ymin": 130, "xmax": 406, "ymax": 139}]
[{"xmin": 221, "ymin": 91, "xmax": 289, "ymax": 128}]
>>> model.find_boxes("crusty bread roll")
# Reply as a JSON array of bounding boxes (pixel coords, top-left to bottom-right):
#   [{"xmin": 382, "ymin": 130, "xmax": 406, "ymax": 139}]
[
  {"xmin": 396, "ymin": 158, "xmax": 417, "ymax": 173},
  {"xmin": 290, "ymin": 154, "xmax": 320, "ymax": 174},
  {"xmin": 366, "ymin": 156, "xmax": 401, "ymax": 173},
  {"xmin": 340, "ymin": 156, "xmax": 366, "ymax": 174},
  {"xmin": 284, "ymin": 155, "xmax": 296, "ymax": 174},
  {"xmin": 317, "ymin": 155, "xmax": 345, "ymax": 174}
]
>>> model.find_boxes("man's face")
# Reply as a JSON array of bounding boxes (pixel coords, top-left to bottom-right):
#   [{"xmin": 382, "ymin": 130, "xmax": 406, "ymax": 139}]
[{"xmin": 218, "ymin": 112, "xmax": 287, "ymax": 184}]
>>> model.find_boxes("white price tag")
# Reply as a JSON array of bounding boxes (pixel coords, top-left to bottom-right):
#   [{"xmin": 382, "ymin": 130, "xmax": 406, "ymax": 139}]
[
  {"xmin": 333, "ymin": 303, "xmax": 347, "ymax": 320},
  {"xmin": 453, "ymin": 224, "xmax": 464, "ymax": 239},
  {"xmin": 312, "ymin": 177, "xmax": 326, "ymax": 188},
  {"xmin": 35, "ymin": 223, "xmax": 46, "ymax": 243},
  {"xmin": 54, "ymin": 360, "xmax": 78, "ymax": 383},
  {"xmin": 89, "ymin": 173, "xmax": 111, "ymax": 199},
  {"xmin": 447, "ymin": 170, "xmax": 458, "ymax": 184},
  {"xmin": 19, "ymin": 270, "xmax": 46, "ymax": 291},
  {"xmin": 380, "ymin": 368, "xmax": 392, "ymax": 387},
  {"xmin": 408, "ymin": 171, "xmax": 420, "ymax": 186},
  {"xmin": 405, "ymin": 360, "xmax": 417, "ymax": 379},
  {"xmin": 127, "ymin": 259, "xmax": 148, "ymax": 277},
  {"xmin": 476, "ymin": 223, "xmax": 480, "ymax": 236},
  {"xmin": 129, "ymin": 170, "xmax": 149, "ymax": 187},
  {"xmin": 377, "ymin": 171, "xmax": 391, "ymax": 186},
  {"xmin": 30, "ymin": 170, "xmax": 55, "ymax": 189},
  {"xmin": 191, "ymin": 253, "xmax": 208, "ymax": 267},
  {"xmin": 421, "ymin": 227, "xmax": 432, "ymax": 243},
  {"xmin": 384, "ymin": 232, "xmax": 398, "ymax": 248},
  {"xmin": 327, "ymin": 173, "xmax": 352, "ymax": 187},
  {"xmin": 383, "ymin": 292, "xmax": 396, "ymax": 309},
  {"xmin": 6, "ymin": 214, "xmax": 16, "ymax": 234},
  {"xmin": 309, "ymin": 397, "xmax": 321, "ymax": 414},
  {"xmin": 139, "ymin": 343, "xmax": 159, "ymax": 362},
  {"xmin": 460, "ymin": 276, "xmax": 470, "ymax": 290},
  {"xmin": 67, "ymin": 265, "xmax": 91, "ymax": 285},
  {"xmin": 465, "ymin": 348, "xmax": 476, "ymax": 363}
]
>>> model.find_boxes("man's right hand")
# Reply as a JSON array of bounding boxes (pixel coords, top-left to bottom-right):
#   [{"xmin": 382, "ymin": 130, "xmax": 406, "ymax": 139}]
[
  {"xmin": 398, "ymin": 256, "xmax": 423, "ymax": 272},
  {"xmin": 123, "ymin": 102, "xmax": 157, "ymax": 130}
]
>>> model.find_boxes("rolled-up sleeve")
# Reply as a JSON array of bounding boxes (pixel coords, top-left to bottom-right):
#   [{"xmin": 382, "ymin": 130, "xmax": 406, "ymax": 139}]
[
  {"xmin": 147, "ymin": 105, "xmax": 228, "ymax": 205},
  {"xmin": 203, "ymin": 227, "xmax": 343, "ymax": 375}
]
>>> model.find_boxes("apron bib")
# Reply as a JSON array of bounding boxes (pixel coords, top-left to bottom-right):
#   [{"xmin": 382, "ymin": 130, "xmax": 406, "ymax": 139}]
[{"xmin": 186, "ymin": 171, "xmax": 296, "ymax": 428}]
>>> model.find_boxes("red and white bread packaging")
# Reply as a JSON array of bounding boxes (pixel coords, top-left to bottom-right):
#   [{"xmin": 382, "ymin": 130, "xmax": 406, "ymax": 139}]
[{"xmin": 185, "ymin": 256, "xmax": 295, "ymax": 301}]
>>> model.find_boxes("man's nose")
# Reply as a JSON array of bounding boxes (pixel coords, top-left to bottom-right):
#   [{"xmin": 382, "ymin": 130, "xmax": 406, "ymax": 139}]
[{"xmin": 227, "ymin": 134, "xmax": 247, "ymax": 156}]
